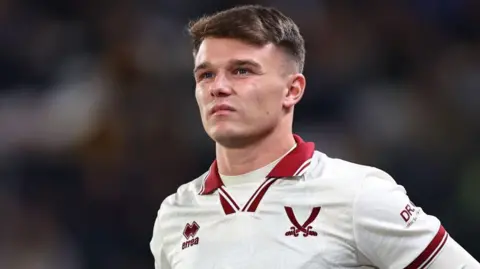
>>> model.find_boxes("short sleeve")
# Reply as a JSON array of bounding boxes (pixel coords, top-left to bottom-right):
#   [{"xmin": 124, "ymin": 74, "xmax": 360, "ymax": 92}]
[
  {"xmin": 353, "ymin": 169, "xmax": 448, "ymax": 269},
  {"xmin": 150, "ymin": 204, "xmax": 172, "ymax": 269}
]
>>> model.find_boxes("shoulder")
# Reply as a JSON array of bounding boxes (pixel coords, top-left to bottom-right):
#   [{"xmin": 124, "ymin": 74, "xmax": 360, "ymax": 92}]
[
  {"xmin": 150, "ymin": 172, "xmax": 208, "ymax": 243},
  {"xmin": 156, "ymin": 171, "xmax": 208, "ymax": 213},
  {"xmin": 152, "ymin": 171, "xmax": 208, "ymax": 227},
  {"xmin": 308, "ymin": 150, "xmax": 397, "ymax": 194}
]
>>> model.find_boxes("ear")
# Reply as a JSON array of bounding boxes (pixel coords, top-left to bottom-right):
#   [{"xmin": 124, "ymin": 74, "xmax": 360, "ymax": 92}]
[{"xmin": 283, "ymin": 73, "xmax": 306, "ymax": 109}]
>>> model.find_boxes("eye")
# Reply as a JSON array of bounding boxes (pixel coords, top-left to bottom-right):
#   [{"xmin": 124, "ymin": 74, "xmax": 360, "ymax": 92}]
[
  {"xmin": 198, "ymin": 71, "xmax": 214, "ymax": 80},
  {"xmin": 234, "ymin": 68, "xmax": 250, "ymax": 75}
]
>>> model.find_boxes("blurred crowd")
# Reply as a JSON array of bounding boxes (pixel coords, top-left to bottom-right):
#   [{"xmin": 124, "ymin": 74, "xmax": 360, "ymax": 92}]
[{"xmin": 0, "ymin": 0, "xmax": 479, "ymax": 268}]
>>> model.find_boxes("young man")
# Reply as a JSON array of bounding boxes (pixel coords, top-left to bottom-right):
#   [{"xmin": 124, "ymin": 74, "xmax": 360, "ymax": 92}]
[{"xmin": 150, "ymin": 5, "xmax": 479, "ymax": 269}]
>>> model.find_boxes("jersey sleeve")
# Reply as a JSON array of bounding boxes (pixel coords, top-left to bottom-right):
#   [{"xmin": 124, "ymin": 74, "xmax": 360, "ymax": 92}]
[
  {"xmin": 353, "ymin": 169, "xmax": 448, "ymax": 269},
  {"xmin": 428, "ymin": 237, "xmax": 480, "ymax": 268},
  {"xmin": 150, "ymin": 204, "xmax": 172, "ymax": 269}
]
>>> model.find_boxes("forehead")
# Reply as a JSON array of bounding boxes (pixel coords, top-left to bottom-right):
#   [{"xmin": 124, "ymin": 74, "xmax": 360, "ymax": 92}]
[{"xmin": 194, "ymin": 37, "xmax": 283, "ymax": 67}]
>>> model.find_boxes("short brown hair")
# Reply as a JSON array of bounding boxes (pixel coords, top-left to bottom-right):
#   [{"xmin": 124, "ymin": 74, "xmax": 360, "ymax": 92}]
[{"xmin": 188, "ymin": 5, "xmax": 305, "ymax": 73}]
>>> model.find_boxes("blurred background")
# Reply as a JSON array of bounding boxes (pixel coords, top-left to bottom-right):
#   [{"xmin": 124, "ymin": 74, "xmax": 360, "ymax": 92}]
[{"xmin": 0, "ymin": 0, "xmax": 479, "ymax": 268}]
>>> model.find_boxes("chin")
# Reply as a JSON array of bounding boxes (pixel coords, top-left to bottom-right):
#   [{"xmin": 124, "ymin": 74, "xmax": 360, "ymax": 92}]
[
  {"xmin": 208, "ymin": 125, "xmax": 267, "ymax": 149},
  {"xmin": 207, "ymin": 126, "xmax": 244, "ymax": 147}
]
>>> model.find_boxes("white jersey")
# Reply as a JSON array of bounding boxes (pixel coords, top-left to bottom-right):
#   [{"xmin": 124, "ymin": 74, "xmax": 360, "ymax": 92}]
[{"xmin": 150, "ymin": 135, "xmax": 448, "ymax": 269}]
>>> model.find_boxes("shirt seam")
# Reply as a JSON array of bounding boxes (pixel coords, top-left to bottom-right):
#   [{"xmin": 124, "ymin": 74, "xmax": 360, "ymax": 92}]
[{"xmin": 351, "ymin": 169, "xmax": 379, "ymax": 267}]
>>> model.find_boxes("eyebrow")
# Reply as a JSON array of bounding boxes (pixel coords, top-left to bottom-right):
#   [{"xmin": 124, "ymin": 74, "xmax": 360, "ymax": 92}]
[
  {"xmin": 193, "ymin": 59, "xmax": 262, "ymax": 74},
  {"xmin": 229, "ymin": 59, "xmax": 262, "ymax": 69},
  {"xmin": 193, "ymin": 62, "xmax": 210, "ymax": 74}
]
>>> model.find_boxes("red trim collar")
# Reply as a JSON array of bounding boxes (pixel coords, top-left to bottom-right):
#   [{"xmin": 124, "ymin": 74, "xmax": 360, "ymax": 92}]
[{"xmin": 199, "ymin": 134, "xmax": 315, "ymax": 195}]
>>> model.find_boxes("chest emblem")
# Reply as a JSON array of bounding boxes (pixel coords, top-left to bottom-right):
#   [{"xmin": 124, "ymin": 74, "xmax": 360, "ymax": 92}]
[
  {"xmin": 182, "ymin": 221, "xmax": 200, "ymax": 250},
  {"xmin": 284, "ymin": 206, "xmax": 321, "ymax": 237}
]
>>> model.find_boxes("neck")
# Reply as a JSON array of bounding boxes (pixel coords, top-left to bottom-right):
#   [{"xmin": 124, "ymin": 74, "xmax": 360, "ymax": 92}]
[{"xmin": 215, "ymin": 127, "xmax": 296, "ymax": 176}]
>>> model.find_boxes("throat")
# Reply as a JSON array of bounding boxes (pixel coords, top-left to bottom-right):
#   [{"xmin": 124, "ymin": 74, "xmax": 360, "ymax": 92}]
[{"xmin": 220, "ymin": 143, "xmax": 296, "ymax": 186}]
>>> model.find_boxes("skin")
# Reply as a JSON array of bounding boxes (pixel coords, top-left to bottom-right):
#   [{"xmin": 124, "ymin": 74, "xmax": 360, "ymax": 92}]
[{"xmin": 193, "ymin": 37, "xmax": 306, "ymax": 176}]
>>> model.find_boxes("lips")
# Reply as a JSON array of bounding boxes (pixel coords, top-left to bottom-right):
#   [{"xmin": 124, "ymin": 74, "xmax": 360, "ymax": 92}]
[{"xmin": 210, "ymin": 104, "xmax": 235, "ymax": 115}]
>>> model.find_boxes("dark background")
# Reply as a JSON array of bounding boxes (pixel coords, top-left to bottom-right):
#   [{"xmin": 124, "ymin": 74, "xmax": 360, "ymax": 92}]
[{"xmin": 0, "ymin": 0, "xmax": 479, "ymax": 268}]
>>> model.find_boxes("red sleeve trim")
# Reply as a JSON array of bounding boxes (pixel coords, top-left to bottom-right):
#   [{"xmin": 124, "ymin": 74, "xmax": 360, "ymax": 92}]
[{"xmin": 405, "ymin": 225, "xmax": 449, "ymax": 269}]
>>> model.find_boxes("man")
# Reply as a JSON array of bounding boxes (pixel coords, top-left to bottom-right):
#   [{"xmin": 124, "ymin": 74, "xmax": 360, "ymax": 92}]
[{"xmin": 150, "ymin": 5, "xmax": 479, "ymax": 269}]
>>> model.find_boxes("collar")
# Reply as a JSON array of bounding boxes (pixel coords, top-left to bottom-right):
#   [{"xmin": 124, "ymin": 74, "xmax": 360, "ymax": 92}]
[{"xmin": 199, "ymin": 134, "xmax": 315, "ymax": 195}]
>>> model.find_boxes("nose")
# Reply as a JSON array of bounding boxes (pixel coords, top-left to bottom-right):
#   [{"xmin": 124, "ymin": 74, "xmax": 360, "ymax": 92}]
[{"xmin": 209, "ymin": 73, "xmax": 232, "ymax": 97}]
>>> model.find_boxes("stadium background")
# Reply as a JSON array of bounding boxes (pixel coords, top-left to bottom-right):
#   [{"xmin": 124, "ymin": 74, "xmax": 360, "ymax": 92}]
[{"xmin": 0, "ymin": 0, "xmax": 478, "ymax": 268}]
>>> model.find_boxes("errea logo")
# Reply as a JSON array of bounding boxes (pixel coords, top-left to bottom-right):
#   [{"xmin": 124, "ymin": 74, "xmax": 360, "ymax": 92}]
[{"xmin": 182, "ymin": 221, "xmax": 200, "ymax": 250}]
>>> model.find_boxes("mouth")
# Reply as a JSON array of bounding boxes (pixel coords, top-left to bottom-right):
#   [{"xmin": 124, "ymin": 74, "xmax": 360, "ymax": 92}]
[{"xmin": 209, "ymin": 104, "xmax": 235, "ymax": 116}]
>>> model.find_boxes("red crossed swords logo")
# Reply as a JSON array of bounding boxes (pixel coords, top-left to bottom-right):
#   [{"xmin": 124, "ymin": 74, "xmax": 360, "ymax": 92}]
[{"xmin": 284, "ymin": 206, "xmax": 321, "ymax": 237}]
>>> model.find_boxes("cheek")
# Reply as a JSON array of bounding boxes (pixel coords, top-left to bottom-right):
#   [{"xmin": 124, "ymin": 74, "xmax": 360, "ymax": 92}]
[
  {"xmin": 195, "ymin": 88, "xmax": 206, "ymax": 110},
  {"xmin": 195, "ymin": 91, "xmax": 209, "ymax": 123},
  {"xmin": 257, "ymin": 88, "xmax": 284, "ymax": 115}
]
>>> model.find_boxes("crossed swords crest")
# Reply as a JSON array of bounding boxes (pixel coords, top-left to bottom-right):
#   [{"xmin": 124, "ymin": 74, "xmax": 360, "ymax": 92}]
[{"xmin": 284, "ymin": 206, "xmax": 321, "ymax": 237}]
